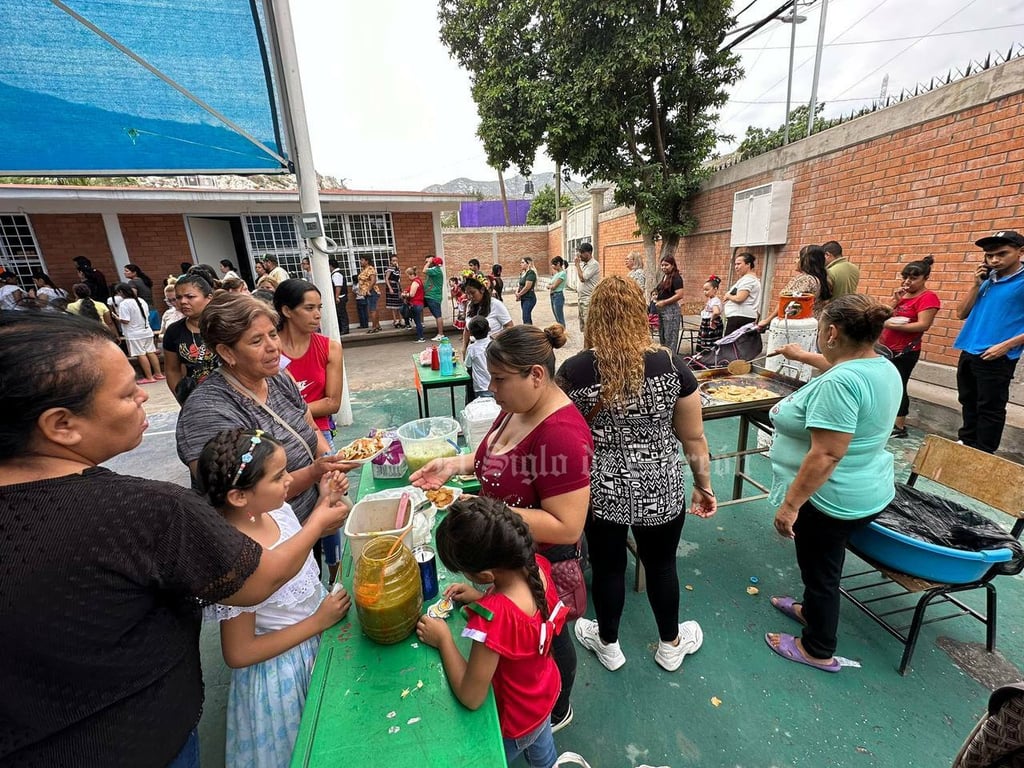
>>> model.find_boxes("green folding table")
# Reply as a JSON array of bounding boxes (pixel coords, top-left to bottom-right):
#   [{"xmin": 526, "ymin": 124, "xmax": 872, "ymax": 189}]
[
  {"xmin": 411, "ymin": 355, "xmax": 472, "ymax": 418},
  {"xmin": 290, "ymin": 464, "xmax": 504, "ymax": 767}
]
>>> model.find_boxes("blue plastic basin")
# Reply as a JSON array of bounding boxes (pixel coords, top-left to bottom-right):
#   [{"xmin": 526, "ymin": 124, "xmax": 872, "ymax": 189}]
[{"xmin": 849, "ymin": 521, "xmax": 1013, "ymax": 584}]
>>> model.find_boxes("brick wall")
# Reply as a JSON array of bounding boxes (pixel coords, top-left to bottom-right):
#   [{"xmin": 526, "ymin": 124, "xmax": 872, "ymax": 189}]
[
  {"xmin": 676, "ymin": 87, "xmax": 1024, "ymax": 369},
  {"xmin": 31, "ymin": 213, "xmax": 114, "ymax": 295},
  {"xmin": 393, "ymin": 212, "xmax": 436, "ymax": 264},
  {"xmin": 442, "ymin": 227, "xmax": 549, "ymax": 275},
  {"xmin": 117, "ymin": 214, "xmax": 192, "ymax": 309}
]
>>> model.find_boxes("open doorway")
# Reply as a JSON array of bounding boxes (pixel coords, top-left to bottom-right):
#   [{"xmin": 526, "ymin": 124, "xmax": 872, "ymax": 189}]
[{"xmin": 185, "ymin": 216, "xmax": 252, "ymax": 285}]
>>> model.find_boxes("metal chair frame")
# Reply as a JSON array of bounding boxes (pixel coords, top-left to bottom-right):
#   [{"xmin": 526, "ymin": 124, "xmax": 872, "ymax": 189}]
[{"xmin": 839, "ymin": 435, "xmax": 1024, "ymax": 674}]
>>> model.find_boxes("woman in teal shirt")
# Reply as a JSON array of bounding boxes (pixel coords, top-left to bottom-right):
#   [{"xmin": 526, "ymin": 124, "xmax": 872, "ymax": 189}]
[
  {"xmin": 548, "ymin": 257, "xmax": 567, "ymax": 327},
  {"xmin": 765, "ymin": 294, "xmax": 902, "ymax": 673}
]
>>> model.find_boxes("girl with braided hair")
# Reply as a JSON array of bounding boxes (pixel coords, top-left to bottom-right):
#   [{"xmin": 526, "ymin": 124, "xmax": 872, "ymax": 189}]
[
  {"xmin": 416, "ymin": 497, "xmax": 570, "ymax": 768},
  {"xmin": 198, "ymin": 428, "xmax": 352, "ymax": 768}
]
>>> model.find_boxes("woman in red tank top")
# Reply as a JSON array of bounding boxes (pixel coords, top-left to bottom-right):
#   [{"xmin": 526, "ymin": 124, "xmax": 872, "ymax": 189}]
[{"xmin": 275, "ymin": 278, "xmax": 345, "ymax": 579}]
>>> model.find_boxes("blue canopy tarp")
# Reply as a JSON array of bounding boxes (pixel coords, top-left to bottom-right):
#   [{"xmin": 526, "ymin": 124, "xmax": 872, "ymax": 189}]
[{"xmin": 0, "ymin": 0, "xmax": 289, "ymax": 174}]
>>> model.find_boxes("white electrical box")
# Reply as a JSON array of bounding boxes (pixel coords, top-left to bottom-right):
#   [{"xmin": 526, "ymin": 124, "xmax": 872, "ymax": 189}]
[{"xmin": 730, "ymin": 180, "xmax": 793, "ymax": 247}]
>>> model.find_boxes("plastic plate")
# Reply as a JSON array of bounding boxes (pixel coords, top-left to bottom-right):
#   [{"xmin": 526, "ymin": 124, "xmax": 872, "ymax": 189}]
[
  {"xmin": 335, "ymin": 437, "xmax": 392, "ymax": 465},
  {"xmin": 424, "ymin": 485, "xmax": 463, "ymax": 510}
]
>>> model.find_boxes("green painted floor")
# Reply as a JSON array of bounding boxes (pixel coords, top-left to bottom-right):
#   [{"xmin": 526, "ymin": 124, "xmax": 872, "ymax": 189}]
[{"xmin": 192, "ymin": 387, "xmax": 1024, "ymax": 768}]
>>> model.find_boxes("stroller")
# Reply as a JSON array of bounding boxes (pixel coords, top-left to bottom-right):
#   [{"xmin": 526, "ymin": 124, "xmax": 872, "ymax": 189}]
[{"xmin": 684, "ymin": 322, "xmax": 763, "ymax": 370}]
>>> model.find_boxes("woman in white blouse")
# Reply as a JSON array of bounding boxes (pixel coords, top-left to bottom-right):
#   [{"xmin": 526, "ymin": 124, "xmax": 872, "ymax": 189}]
[{"xmin": 723, "ymin": 252, "xmax": 762, "ymax": 335}]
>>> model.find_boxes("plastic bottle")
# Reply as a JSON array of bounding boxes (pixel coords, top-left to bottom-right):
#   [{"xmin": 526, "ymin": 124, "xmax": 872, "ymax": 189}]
[
  {"xmin": 439, "ymin": 336, "xmax": 454, "ymax": 376},
  {"xmin": 430, "ymin": 343, "xmax": 440, "ymax": 371}
]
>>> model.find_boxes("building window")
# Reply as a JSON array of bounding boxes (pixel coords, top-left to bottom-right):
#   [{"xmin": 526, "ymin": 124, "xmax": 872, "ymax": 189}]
[
  {"xmin": 244, "ymin": 213, "xmax": 396, "ymax": 282},
  {"xmin": 322, "ymin": 213, "xmax": 395, "ymax": 278},
  {"xmin": 244, "ymin": 215, "xmax": 307, "ymax": 277},
  {"xmin": 0, "ymin": 214, "xmax": 45, "ymax": 287}
]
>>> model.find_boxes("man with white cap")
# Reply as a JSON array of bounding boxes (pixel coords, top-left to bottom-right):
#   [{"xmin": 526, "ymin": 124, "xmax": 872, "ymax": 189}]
[{"xmin": 953, "ymin": 230, "xmax": 1024, "ymax": 453}]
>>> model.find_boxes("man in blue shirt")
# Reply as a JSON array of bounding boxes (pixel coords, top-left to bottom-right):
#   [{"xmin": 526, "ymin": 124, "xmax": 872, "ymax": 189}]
[{"xmin": 954, "ymin": 230, "xmax": 1024, "ymax": 453}]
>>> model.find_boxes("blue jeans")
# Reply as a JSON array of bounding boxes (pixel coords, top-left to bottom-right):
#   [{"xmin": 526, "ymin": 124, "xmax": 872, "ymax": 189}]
[
  {"xmin": 367, "ymin": 292, "xmax": 379, "ymax": 312},
  {"xmin": 550, "ymin": 292, "xmax": 565, "ymax": 327},
  {"xmin": 425, "ymin": 297, "xmax": 442, "ymax": 318},
  {"xmin": 356, "ymin": 298, "xmax": 369, "ymax": 328},
  {"xmin": 410, "ymin": 304, "xmax": 424, "ymax": 339},
  {"xmin": 520, "ymin": 294, "xmax": 537, "ymax": 324},
  {"xmin": 321, "ymin": 531, "xmax": 342, "ymax": 566},
  {"xmin": 168, "ymin": 729, "xmax": 200, "ymax": 768},
  {"xmin": 503, "ymin": 719, "xmax": 557, "ymax": 768}
]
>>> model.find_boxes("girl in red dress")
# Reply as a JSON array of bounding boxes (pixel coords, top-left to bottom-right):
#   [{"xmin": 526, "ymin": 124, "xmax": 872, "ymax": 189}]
[{"xmin": 416, "ymin": 497, "xmax": 570, "ymax": 768}]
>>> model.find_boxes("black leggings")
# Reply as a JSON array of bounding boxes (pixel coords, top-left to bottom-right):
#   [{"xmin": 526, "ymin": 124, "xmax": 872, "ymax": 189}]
[
  {"xmin": 888, "ymin": 349, "xmax": 921, "ymax": 418},
  {"xmin": 793, "ymin": 501, "xmax": 877, "ymax": 659},
  {"xmin": 585, "ymin": 513, "xmax": 687, "ymax": 643},
  {"xmin": 550, "ymin": 629, "xmax": 576, "ymax": 721}
]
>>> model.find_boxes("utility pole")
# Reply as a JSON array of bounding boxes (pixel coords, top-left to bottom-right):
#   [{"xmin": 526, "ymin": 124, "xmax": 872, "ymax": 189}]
[{"xmin": 806, "ymin": 0, "xmax": 829, "ymax": 138}]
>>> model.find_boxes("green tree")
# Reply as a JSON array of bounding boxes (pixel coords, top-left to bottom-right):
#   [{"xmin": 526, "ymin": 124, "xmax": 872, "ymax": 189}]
[
  {"xmin": 737, "ymin": 104, "xmax": 830, "ymax": 160},
  {"xmin": 438, "ymin": 0, "xmax": 741, "ymax": 281},
  {"xmin": 525, "ymin": 184, "xmax": 573, "ymax": 225}
]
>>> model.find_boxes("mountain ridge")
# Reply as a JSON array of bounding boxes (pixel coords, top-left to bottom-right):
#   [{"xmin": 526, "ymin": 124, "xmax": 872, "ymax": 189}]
[{"xmin": 422, "ymin": 171, "xmax": 587, "ymax": 200}]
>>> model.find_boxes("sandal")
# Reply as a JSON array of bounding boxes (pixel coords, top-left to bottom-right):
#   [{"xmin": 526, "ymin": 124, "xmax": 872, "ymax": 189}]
[
  {"xmin": 764, "ymin": 632, "xmax": 840, "ymax": 673},
  {"xmin": 770, "ymin": 596, "xmax": 808, "ymax": 627}
]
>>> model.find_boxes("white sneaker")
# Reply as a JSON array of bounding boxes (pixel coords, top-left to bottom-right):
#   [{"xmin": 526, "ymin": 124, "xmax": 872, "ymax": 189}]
[
  {"xmin": 431, "ymin": 335, "xmax": 444, "ymax": 341},
  {"xmin": 550, "ymin": 704, "xmax": 574, "ymax": 734},
  {"xmin": 654, "ymin": 620, "xmax": 703, "ymax": 671},
  {"xmin": 574, "ymin": 618, "xmax": 626, "ymax": 671}
]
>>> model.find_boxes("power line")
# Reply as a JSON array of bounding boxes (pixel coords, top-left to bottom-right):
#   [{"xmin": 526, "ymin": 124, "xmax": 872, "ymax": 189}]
[
  {"xmin": 730, "ymin": 96, "xmax": 883, "ymax": 103},
  {"xmin": 734, "ymin": 22, "xmax": 1024, "ymax": 50},
  {"xmin": 830, "ymin": 0, "xmax": 982, "ymax": 99},
  {"xmin": 720, "ymin": 0, "xmax": 892, "ymax": 124}
]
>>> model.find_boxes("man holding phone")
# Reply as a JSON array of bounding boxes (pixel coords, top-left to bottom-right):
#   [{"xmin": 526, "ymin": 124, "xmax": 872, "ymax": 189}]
[{"xmin": 953, "ymin": 230, "xmax": 1024, "ymax": 453}]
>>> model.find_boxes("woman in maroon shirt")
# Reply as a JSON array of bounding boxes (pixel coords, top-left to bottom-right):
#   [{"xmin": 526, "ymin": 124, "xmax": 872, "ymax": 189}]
[{"xmin": 411, "ymin": 324, "xmax": 593, "ymax": 732}]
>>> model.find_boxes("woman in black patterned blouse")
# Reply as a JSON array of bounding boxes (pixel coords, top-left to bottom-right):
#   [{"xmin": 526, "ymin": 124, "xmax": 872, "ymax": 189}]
[
  {"xmin": 557, "ymin": 276, "xmax": 716, "ymax": 674},
  {"xmin": 0, "ymin": 310, "xmax": 349, "ymax": 767}
]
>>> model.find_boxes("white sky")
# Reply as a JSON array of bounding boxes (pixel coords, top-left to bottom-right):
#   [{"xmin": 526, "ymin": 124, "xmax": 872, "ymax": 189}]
[{"xmin": 290, "ymin": 0, "xmax": 1024, "ymax": 191}]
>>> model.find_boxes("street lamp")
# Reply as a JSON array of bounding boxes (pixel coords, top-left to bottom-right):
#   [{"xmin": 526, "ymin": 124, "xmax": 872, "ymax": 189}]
[
  {"xmin": 523, "ymin": 178, "xmax": 535, "ymax": 197},
  {"xmin": 780, "ymin": 7, "xmax": 806, "ymax": 145}
]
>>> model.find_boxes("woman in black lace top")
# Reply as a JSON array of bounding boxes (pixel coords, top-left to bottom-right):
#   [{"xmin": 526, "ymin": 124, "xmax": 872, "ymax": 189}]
[{"xmin": 0, "ymin": 310, "xmax": 349, "ymax": 768}]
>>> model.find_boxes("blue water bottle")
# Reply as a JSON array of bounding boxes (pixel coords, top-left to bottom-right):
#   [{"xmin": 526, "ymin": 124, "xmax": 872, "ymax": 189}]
[{"xmin": 439, "ymin": 336, "xmax": 454, "ymax": 376}]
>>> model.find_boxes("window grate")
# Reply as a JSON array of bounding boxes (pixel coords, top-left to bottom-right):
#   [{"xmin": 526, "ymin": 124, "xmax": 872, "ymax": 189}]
[
  {"xmin": 0, "ymin": 214, "xmax": 45, "ymax": 287},
  {"xmin": 244, "ymin": 215, "xmax": 306, "ymax": 278},
  {"xmin": 323, "ymin": 213, "xmax": 395, "ymax": 279}
]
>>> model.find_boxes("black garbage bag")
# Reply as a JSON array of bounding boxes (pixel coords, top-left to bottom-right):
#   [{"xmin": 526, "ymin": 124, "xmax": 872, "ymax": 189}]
[{"xmin": 875, "ymin": 484, "xmax": 1024, "ymax": 576}]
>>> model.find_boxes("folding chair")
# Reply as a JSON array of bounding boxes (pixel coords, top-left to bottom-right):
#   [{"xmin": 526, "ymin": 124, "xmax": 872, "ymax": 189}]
[{"xmin": 839, "ymin": 435, "xmax": 1024, "ymax": 674}]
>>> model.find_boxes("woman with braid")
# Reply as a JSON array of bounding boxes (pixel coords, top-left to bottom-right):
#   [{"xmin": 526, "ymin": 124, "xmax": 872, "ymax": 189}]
[
  {"xmin": 198, "ymin": 428, "xmax": 352, "ymax": 768},
  {"xmin": 416, "ymin": 497, "xmax": 571, "ymax": 768}
]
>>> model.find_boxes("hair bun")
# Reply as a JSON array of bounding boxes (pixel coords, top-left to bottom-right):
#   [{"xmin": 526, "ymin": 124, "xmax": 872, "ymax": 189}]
[
  {"xmin": 922, "ymin": 255, "xmax": 935, "ymax": 266},
  {"xmin": 544, "ymin": 324, "xmax": 568, "ymax": 349}
]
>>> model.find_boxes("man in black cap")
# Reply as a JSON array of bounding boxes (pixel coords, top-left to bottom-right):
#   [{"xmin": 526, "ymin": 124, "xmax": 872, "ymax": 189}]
[
  {"xmin": 72, "ymin": 256, "xmax": 110, "ymax": 303},
  {"xmin": 953, "ymin": 230, "xmax": 1024, "ymax": 453}
]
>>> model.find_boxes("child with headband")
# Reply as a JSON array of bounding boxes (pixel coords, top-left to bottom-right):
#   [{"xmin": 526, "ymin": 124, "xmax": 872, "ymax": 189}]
[{"xmin": 198, "ymin": 428, "xmax": 351, "ymax": 768}]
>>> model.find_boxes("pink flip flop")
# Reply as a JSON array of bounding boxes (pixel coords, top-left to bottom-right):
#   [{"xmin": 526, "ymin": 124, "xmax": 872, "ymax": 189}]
[
  {"xmin": 764, "ymin": 632, "xmax": 840, "ymax": 673},
  {"xmin": 137, "ymin": 378, "xmax": 157, "ymax": 384},
  {"xmin": 770, "ymin": 596, "xmax": 808, "ymax": 627}
]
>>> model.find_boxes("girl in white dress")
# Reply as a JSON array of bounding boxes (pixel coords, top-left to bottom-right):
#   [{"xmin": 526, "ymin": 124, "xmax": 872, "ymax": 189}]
[{"xmin": 199, "ymin": 428, "xmax": 351, "ymax": 768}]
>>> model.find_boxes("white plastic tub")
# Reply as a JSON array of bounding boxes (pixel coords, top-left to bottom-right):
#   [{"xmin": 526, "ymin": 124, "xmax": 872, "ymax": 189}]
[{"xmin": 344, "ymin": 497, "xmax": 415, "ymax": 562}]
